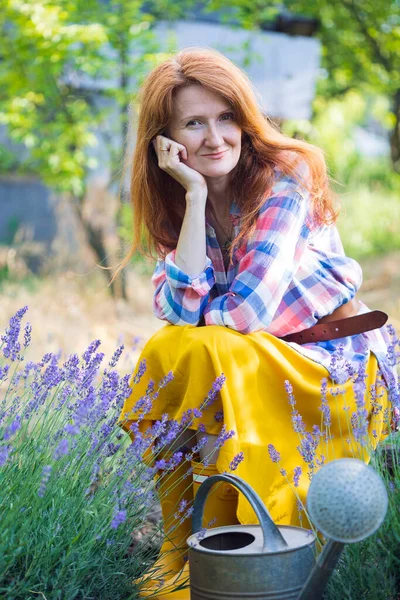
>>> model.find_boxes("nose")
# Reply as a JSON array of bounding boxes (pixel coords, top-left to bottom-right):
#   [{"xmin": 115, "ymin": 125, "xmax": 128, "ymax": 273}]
[{"xmin": 205, "ymin": 123, "xmax": 224, "ymax": 148}]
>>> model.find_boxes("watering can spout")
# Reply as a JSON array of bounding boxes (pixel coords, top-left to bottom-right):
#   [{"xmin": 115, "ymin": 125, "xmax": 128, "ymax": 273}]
[{"xmin": 299, "ymin": 458, "xmax": 388, "ymax": 600}]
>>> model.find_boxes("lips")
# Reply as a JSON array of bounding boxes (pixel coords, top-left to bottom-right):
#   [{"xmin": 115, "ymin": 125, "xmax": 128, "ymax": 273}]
[{"xmin": 203, "ymin": 150, "xmax": 228, "ymax": 158}]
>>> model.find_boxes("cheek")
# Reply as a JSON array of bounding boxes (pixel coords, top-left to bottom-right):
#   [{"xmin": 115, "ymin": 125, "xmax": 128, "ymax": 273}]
[
  {"xmin": 228, "ymin": 126, "xmax": 242, "ymax": 148},
  {"xmin": 180, "ymin": 135, "xmax": 203, "ymax": 160}
]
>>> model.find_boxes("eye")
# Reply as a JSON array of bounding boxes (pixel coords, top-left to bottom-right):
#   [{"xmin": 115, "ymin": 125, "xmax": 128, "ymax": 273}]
[
  {"xmin": 220, "ymin": 113, "xmax": 234, "ymax": 121},
  {"xmin": 186, "ymin": 119, "xmax": 201, "ymax": 127}
]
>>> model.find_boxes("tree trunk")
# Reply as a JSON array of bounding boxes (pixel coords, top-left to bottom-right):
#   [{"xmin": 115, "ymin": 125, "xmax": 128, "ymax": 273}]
[
  {"xmin": 390, "ymin": 90, "xmax": 400, "ymax": 173},
  {"xmin": 72, "ymin": 196, "xmax": 116, "ymax": 297}
]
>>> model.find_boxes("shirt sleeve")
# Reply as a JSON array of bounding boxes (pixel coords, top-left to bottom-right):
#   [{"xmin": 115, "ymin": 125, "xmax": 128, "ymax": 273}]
[
  {"xmin": 203, "ymin": 177, "xmax": 313, "ymax": 334},
  {"xmin": 152, "ymin": 249, "xmax": 216, "ymax": 325}
]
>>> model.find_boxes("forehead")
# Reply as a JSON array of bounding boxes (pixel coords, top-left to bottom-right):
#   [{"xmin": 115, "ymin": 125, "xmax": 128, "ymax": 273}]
[{"xmin": 171, "ymin": 84, "xmax": 231, "ymax": 121}]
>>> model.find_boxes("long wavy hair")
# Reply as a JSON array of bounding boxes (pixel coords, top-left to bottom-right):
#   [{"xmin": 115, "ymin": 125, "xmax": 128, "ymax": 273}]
[{"xmin": 109, "ymin": 47, "xmax": 338, "ymax": 284}]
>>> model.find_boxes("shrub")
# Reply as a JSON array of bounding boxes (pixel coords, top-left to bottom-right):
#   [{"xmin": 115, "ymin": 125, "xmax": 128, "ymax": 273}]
[{"xmin": 0, "ymin": 307, "xmax": 234, "ymax": 599}]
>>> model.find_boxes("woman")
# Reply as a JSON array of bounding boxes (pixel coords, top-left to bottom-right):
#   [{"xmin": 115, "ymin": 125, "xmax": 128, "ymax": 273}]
[{"xmin": 115, "ymin": 48, "xmax": 398, "ymax": 598}]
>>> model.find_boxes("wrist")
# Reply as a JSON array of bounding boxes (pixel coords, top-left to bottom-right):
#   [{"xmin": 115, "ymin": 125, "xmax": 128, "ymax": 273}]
[{"xmin": 185, "ymin": 187, "xmax": 207, "ymax": 207}]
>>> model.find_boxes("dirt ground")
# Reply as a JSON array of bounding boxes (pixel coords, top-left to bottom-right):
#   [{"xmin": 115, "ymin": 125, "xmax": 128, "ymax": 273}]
[{"xmin": 1, "ymin": 251, "xmax": 399, "ymax": 372}]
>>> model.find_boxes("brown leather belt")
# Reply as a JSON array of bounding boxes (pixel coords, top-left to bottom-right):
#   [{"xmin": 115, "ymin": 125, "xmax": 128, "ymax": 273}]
[{"xmin": 281, "ymin": 299, "xmax": 388, "ymax": 345}]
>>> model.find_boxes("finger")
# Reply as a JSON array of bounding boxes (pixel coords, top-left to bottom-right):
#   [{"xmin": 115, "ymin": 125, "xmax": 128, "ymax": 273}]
[
  {"xmin": 157, "ymin": 135, "xmax": 187, "ymax": 160},
  {"xmin": 180, "ymin": 146, "xmax": 188, "ymax": 161}
]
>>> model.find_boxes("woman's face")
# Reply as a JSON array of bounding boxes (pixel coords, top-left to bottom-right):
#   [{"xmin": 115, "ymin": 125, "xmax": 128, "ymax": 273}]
[{"xmin": 167, "ymin": 84, "xmax": 242, "ymax": 180}]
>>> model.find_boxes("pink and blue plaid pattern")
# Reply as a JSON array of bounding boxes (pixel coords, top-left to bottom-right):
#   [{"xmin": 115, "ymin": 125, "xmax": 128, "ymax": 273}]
[{"xmin": 151, "ymin": 165, "xmax": 397, "ymax": 390}]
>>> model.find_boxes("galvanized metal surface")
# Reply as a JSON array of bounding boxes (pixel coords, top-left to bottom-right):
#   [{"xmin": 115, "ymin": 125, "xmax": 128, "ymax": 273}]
[
  {"xmin": 188, "ymin": 473, "xmax": 316, "ymax": 600},
  {"xmin": 306, "ymin": 458, "xmax": 388, "ymax": 543}
]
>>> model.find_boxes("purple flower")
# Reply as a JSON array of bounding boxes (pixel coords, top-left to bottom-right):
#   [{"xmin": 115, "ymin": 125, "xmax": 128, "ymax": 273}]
[
  {"xmin": 65, "ymin": 424, "xmax": 80, "ymax": 436},
  {"xmin": 42, "ymin": 356, "xmax": 65, "ymax": 389},
  {"xmin": 319, "ymin": 378, "xmax": 331, "ymax": 428},
  {"xmin": 53, "ymin": 439, "xmax": 69, "ymax": 460},
  {"xmin": 193, "ymin": 436, "xmax": 208, "ymax": 454},
  {"xmin": 133, "ymin": 359, "xmax": 147, "ymax": 384},
  {"xmin": 214, "ymin": 410, "xmax": 224, "ymax": 423},
  {"xmin": 38, "ymin": 352, "xmax": 52, "ymax": 367},
  {"xmin": 196, "ymin": 527, "xmax": 207, "ymax": 541},
  {"xmin": 297, "ymin": 432, "xmax": 319, "ymax": 477},
  {"xmin": 63, "ymin": 354, "xmax": 81, "ymax": 384},
  {"xmin": 3, "ymin": 415, "xmax": 21, "ymax": 441},
  {"xmin": 1, "ymin": 306, "xmax": 28, "ymax": 361},
  {"xmin": 178, "ymin": 499, "xmax": 188, "ymax": 513},
  {"xmin": 181, "ymin": 409, "xmax": 193, "ymax": 425},
  {"xmin": 109, "ymin": 344, "xmax": 124, "ymax": 368},
  {"xmin": 167, "ymin": 452, "xmax": 183, "ymax": 469},
  {"xmin": 351, "ymin": 362, "xmax": 369, "ymax": 445},
  {"xmin": 215, "ymin": 425, "xmax": 235, "ymax": 449},
  {"xmin": 193, "ymin": 408, "xmax": 203, "ymax": 419},
  {"xmin": 0, "ymin": 364, "xmax": 10, "ymax": 382},
  {"xmin": 291, "ymin": 411, "xmax": 306, "ymax": 434},
  {"xmin": 81, "ymin": 352, "xmax": 105, "ymax": 389},
  {"xmin": 133, "ymin": 393, "xmax": 153, "ymax": 415},
  {"xmin": 154, "ymin": 458, "xmax": 167, "ymax": 470},
  {"xmin": 201, "ymin": 374, "xmax": 226, "ymax": 409},
  {"xmin": 0, "ymin": 444, "xmax": 11, "ymax": 467},
  {"xmin": 153, "ymin": 417, "xmax": 178, "ymax": 450},
  {"xmin": 38, "ymin": 465, "xmax": 52, "ymax": 497},
  {"xmin": 145, "ymin": 378, "xmax": 155, "ymax": 394},
  {"xmin": 111, "ymin": 509, "xmax": 127, "ymax": 529},
  {"xmin": 158, "ymin": 371, "xmax": 174, "ymax": 388},
  {"xmin": 293, "ymin": 466, "xmax": 302, "ymax": 487},
  {"xmin": 284, "ymin": 380, "xmax": 296, "ymax": 408},
  {"xmin": 229, "ymin": 452, "xmax": 244, "ymax": 471},
  {"xmin": 23, "ymin": 322, "xmax": 32, "ymax": 348},
  {"xmin": 268, "ymin": 444, "xmax": 281, "ymax": 463},
  {"xmin": 82, "ymin": 340, "xmax": 101, "ymax": 365}
]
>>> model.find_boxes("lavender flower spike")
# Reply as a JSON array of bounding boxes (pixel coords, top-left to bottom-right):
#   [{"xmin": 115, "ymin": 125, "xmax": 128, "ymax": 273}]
[
  {"xmin": 38, "ymin": 465, "xmax": 52, "ymax": 497},
  {"xmin": 293, "ymin": 466, "xmax": 302, "ymax": 487},
  {"xmin": 215, "ymin": 425, "xmax": 235, "ymax": 449},
  {"xmin": 111, "ymin": 509, "xmax": 127, "ymax": 529},
  {"xmin": 268, "ymin": 444, "xmax": 281, "ymax": 463},
  {"xmin": 109, "ymin": 344, "xmax": 124, "ymax": 368},
  {"xmin": 229, "ymin": 452, "xmax": 244, "ymax": 471},
  {"xmin": 1, "ymin": 306, "xmax": 28, "ymax": 361}
]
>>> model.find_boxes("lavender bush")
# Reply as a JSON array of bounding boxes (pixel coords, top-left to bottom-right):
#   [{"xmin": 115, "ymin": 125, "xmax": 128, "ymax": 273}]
[
  {"xmin": 0, "ymin": 307, "xmax": 233, "ymax": 599},
  {"xmin": 266, "ymin": 342, "xmax": 400, "ymax": 600}
]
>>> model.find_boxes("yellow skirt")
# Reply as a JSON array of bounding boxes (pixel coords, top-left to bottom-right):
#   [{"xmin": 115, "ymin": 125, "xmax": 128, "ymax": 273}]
[{"xmin": 119, "ymin": 324, "xmax": 390, "ymax": 526}]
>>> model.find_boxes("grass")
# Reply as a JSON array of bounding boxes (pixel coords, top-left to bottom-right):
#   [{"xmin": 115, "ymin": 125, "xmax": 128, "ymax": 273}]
[
  {"xmin": 325, "ymin": 435, "xmax": 400, "ymax": 600},
  {"xmin": 338, "ymin": 186, "xmax": 400, "ymax": 261}
]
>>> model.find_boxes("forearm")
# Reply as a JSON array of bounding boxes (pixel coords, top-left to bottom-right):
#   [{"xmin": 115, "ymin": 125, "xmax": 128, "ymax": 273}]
[{"xmin": 175, "ymin": 190, "xmax": 208, "ymax": 277}]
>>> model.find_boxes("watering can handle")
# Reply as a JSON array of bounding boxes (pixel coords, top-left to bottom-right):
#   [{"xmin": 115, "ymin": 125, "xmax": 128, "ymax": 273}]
[{"xmin": 191, "ymin": 473, "xmax": 288, "ymax": 552}]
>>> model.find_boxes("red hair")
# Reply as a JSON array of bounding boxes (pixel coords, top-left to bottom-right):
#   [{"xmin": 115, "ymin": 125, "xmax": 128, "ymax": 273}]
[{"xmin": 110, "ymin": 47, "xmax": 338, "ymax": 283}]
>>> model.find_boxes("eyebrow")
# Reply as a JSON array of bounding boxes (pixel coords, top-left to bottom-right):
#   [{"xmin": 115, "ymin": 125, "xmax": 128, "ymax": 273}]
[{"xmin": 179, "ymin": 108, "xmax": 233, "ymax": 124}]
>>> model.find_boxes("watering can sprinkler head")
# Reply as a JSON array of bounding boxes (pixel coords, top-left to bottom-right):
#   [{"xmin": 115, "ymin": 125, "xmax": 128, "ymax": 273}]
[
  {"xmin": 299, "ymin": 458, "xmax": 388, "ymax": 600},
  {"xmin": 306, "ymin": 457, "xmax": 388, "ymax": 543}
]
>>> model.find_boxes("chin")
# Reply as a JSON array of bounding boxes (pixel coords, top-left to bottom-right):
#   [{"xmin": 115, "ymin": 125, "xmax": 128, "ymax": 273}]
[{"xmin": 201, "ymin": 162, "xmax": 238, "ymax": 178}]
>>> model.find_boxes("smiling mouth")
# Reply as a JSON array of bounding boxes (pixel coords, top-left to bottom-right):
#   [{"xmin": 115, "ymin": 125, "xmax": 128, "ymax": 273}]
[{"xmin": 203, "ymin": 150, "xmax": 228, "ymax": 158}]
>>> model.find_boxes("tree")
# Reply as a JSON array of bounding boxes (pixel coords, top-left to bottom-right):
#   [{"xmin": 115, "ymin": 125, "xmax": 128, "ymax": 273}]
[
  {"xmin": 0, "ymin": 0, "xmax": 192, "ymax": 296},
  {"xmin": 210, "ymin": 0, "xmax": 400, "ymax": 172}
]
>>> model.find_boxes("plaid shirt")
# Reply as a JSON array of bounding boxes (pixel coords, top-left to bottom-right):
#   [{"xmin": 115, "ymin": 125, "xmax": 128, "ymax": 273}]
[{"xmin": 152, "ymin": 165, "xmax": 397, "ymax": 393}]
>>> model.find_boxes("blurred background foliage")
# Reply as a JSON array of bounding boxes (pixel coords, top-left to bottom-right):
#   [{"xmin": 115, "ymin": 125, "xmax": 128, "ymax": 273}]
[{"xmin": 0, "ymin": 0, "xmax": 399, "ymax": 280}]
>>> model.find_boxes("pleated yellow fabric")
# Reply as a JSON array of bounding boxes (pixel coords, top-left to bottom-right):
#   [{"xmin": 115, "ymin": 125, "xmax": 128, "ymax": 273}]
[{"xmin": 119, "ymin": 324, "xmax": 390, "ymax": 526}]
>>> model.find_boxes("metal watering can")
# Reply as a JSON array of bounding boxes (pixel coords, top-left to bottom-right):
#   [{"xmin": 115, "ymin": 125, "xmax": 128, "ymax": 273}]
[{"xmin": 187, "ymin": 458, "xmax": 388, "ymax": 600}]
